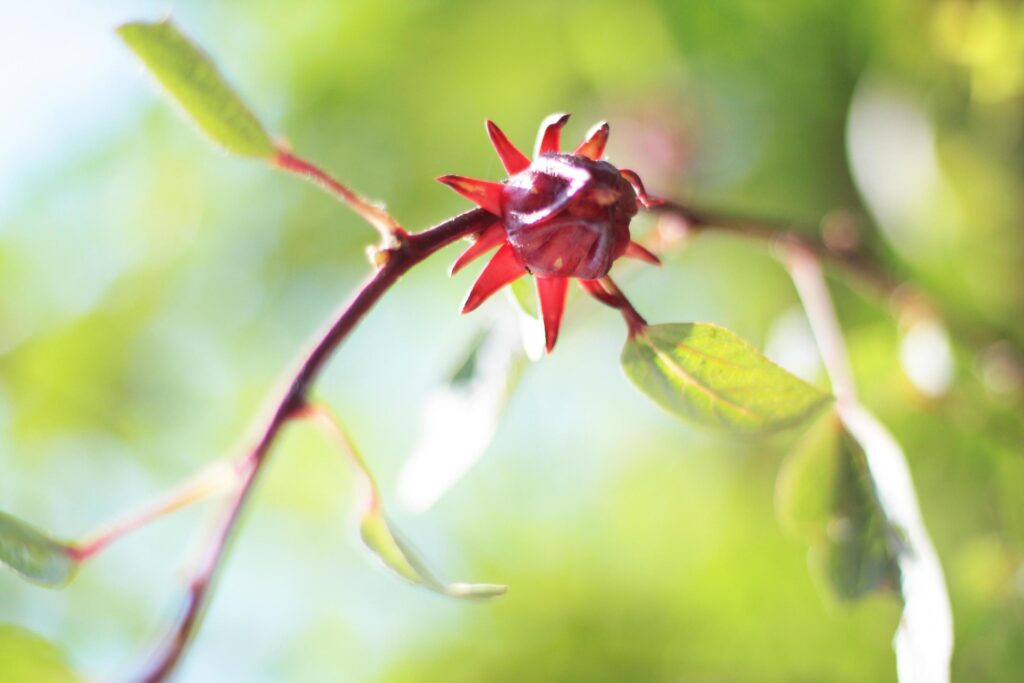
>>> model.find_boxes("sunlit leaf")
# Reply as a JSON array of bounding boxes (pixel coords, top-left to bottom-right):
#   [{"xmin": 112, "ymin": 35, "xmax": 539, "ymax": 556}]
[
  {"xmin": 622, "ymin": 323, "xmax": 832, "ymax": 434},
  {"xmin": 776, "ymin": 413, "xmax": 900, "ymax": 601},
  {"xmin": 305, "ymin": 405, "xmax": 506, "ymax": 599},
  {"xmin": 117, "ymin": 19, "xmax": 276, "ymax": 158},
  {"xmin": 0, "ymin": 625, "xmax": 80, "ymax": 682},
  {"xmin": 0, "ymin": 511, "xmax": 79, "ymax": 588}
]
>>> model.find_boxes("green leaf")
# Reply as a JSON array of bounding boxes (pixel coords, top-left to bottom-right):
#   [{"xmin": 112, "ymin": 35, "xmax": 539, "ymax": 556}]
[
  {"xmin": 504, "ymin": 279, "xmax": 546, "ymax": 360},
  {"xmin": 117, "ymin": 19, "xmax": 276, "ymax": 158},
  {"xmin": 621, "ymin": 323, "xmax": 831, "ymax": 434},
  {"xmin": 0, "ymin": 625, "xmax": 80, "ymax": 682},
  {"xmin": 507, "ymin": 278, "xmax": 539, "ymax": 319},
  {"xmin": 775, "ymin": 412, "xmax": 900, "ymax": 601},
  {"xmin": 309, "ymin": 405, "xmax": 506, "ymax": 599},
  {"xmin": 775, "ymin": 412, "xmax": 843, "ymax": 539},
  {"xmin": 361, "ymin": 512, "xmax": 507, "ymax": 599},
  {"xmin": 0, "ymin": 511, "xmax": 79, "ymax": 588}
]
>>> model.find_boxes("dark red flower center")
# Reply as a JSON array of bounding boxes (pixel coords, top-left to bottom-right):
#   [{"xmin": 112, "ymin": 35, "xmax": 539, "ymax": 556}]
[
  {"xmin": 503, "ymin": 153, "xmax": 638, "ymax": 279},
  {"xmin": 437, "ymin": 114, "xmax": 661, "ymax": 353}
]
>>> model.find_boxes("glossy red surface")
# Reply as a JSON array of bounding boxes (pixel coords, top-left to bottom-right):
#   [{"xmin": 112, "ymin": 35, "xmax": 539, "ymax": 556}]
[{"xmin": 502, "ymin": 153, "xmax": 638, "ymax": 279}]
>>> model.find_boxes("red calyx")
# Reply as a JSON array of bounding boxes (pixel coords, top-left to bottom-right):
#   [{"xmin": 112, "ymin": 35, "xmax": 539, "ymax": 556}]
[{"xmin": 438, "ymin": 114, "xmax": 662, "ymax": 353}]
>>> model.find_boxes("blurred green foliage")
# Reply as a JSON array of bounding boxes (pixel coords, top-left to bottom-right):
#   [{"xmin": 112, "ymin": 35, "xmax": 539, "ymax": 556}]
[
  {"xmin": 0, "ymin": 0, "xmax": 1022, "ymax": 681},
  {"xmin": 0, "ymin": 625, "xmax": 79, "ymax": 683}
]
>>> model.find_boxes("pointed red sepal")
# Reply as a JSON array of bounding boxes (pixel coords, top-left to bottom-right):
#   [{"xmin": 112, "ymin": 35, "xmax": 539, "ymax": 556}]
[
  {"xmin": 437, "ymin": 175, "xmax": 505, "ymax": 216},
  {"xmin": 575, "ymin": 121, "xmax": 610, "ymax": 160},
  {"xmin": 578, "ymin": 279, "xmax": 619, "ymax": 307},
  {"xmin": 535, "ymin": 113, "xmax": 571, "ymax": 157},
  {"xmin": 536, "ymin": 276, "xmax": 569, "ymax": 353},
  {"xmin": 486, "ymin": 121, "xmax": 531, "ymax": 175},
  {"xmin": 449, "ymin": 220, "xmax": 506, "ymax": 276},
  {"xmin": 624, "ymin": 241, "xmax": 661, "ymax": 266},
  {"xmin": 461, "ymin": 243, "xmax": 527, "ymax": 313},
  {"xmin": 619, "ymin": 169, "xmax": 664, "ymax": 208}
]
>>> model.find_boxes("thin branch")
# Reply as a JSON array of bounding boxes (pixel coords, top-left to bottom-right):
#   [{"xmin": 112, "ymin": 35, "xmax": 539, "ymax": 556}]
[
  {"xmin": 297, "ymin": 402, "xmax": 382, "ymax": 514},
  {"xmin": 596, "ymin": 276, "xmax": 648, "ymax": 337},
  {"xmin": 653, "ymin": 201, "xmax": 1024, "ymax": 382},
  {"xmin": 577, "ymin": 277, "xmax": 647, "ymax": 337},
  {"xmin": 784, "ymin": 246, "xmax": 857, "ymax": 404},
  {"xmin": 274, "ymin": 150, "xmax": 404, "ymax": 243},
  {"xmin": 653, "ymin": 201, "xmax": 899, "ymax": 296},
  {"xmin": 133, "ymin": 207, "xmax": 493, "ymax": 683},
  {"xmin": 70, "ymin": 459, "xmax": 245, "ymax": 562}
]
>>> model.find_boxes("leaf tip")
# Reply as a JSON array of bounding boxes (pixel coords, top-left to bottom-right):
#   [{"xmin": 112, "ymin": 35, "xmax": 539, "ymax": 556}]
[
  {"xmin": 115, "ymin": 16, "xmax": 276, "ymax": 158},
  {"xmin": 445, "ymin": 582, "xmax": 509, "ymax": 599}
]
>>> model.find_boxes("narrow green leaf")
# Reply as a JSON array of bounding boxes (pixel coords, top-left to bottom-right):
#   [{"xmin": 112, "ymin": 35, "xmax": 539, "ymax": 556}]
[
  {"xmin": 0, "ymin": 624, "xmax": 80, "ymax": 682},
  {"xmin": 621, "ymin": 323, "xmax": 831, "ymax": 434},
  {"xmin": 507, "ymin": 278, "xmax": 539, "ymax": 319},
  {"xmin": 361, "ymin": 512, "xmax": 506, "ymax": 599},
  {"xmin": 117, "ymin": 19, "xmax": 276, "ymax": 158},
  {"xmin": 0, "ymin": 512, "xmax": 79, "ymax": 588},
  {"xmin": 309, "ymin": 404, "xmax": 506, "ymax": 599},
  {"xmin": 775, "ymin": 412, "xmax": 900, "ymax": 601}
]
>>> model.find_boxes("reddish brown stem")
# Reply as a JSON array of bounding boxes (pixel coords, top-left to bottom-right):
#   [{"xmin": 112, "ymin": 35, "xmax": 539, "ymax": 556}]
[
  {"xmin": 579, "ymin": 277, "xmax": 647, "ymax": 338},
  {"xmin": 70, "ymin": 459, "xmax": 244, "ymax": 562},
  {"xmin": 652, "ymin": 201, "xmax": 1024, "ymax": 381},
  {"xmin": 652, "ymin": 201, "xmax": 898, "ymax": 296},
  {"xmin": 274, "ymin": 150, "xmax": 403, "ymax": 242},
  {"xmin": 133, "ymin": 208, "xmax": 492, "ymax": 683}
]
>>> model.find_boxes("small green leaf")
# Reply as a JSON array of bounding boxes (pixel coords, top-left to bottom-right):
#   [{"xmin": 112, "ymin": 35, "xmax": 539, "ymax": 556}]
[
  {"xmin": 621, "ymin": 323, "xmax": 831, "ymax": 434},
  {"xmin": 448, "ymin": 330, "xmax": 488, "ymax": 387},
  {"xmin": 776, "ymin": 413, "xmax": 900, "ymax": 601},
  {"xmin": 0, "ymin": 512, "xmax": 79, "ymax": 588},
  {"xmin": 507, "ymin": 278, "xmax": 539, "ymax": 319},
  {"xmin": 361, "ymin": 512, "xmax": 506, "ymax": 599},
  {"xmin": 117, "ymin": 19, "xmax": 276, "ymax": 157},
  {"xmin": 308, "ymin": 404, "xmax": 506, "ymax": 599},
  {"xmin": 0, "ymin": 624, "xmax": 80, "ymax": 682},
  {"xmin": 500, "ymin": 281, "xmax": 546, "ymax": 360}
]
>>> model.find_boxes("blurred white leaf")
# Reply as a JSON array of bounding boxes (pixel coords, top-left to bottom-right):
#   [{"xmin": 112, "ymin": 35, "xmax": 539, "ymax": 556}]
[
  {"xmin": 506, "ymin": 281, "xmax": 546, "ymax": 361},
  {"xmin": 847, "ymin": 78, "xmax": 961, "ymax": 260},
  {"xmin": 900, "ymin": 319, "xmax": 955, "ymax": 398},
  {"xmin": 398, "ymin": 314, "xmax": 525, "ymax": 512},
  {"xmin": 764, "ymin": 306, "xmax": 823, "ymax": 383},
  {"xmin": 838, "ymin": 403, "xmax": 953, "ymax": 683},
  {"xmin": 787, "ymin": 247, "xmax": 953, "ymax": 683}
]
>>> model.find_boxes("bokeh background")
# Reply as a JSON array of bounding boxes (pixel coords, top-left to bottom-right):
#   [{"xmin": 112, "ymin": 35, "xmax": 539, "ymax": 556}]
[{"xmin": 2, "ymin": 1, "xmax": 1023, "ymax": 681}]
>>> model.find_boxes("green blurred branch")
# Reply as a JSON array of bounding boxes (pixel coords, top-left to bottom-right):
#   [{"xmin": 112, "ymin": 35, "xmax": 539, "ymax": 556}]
[{"xmin": 784, "ymin": 246, "xmax": 953, "ymax": 681}]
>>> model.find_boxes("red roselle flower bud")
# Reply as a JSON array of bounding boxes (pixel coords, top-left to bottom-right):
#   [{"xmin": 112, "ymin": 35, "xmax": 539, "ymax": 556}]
[{"xmin": 438, "ymin": 114, "xmax": 662, "ymax": 353}]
